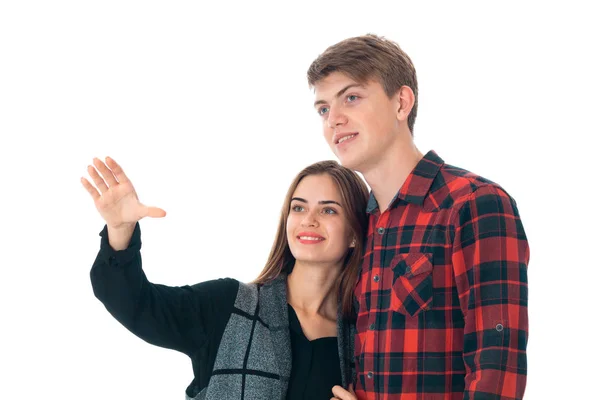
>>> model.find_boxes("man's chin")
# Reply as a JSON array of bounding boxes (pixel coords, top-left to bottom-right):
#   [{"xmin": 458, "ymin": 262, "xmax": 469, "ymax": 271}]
[{"xmin": 337, "ymin": 155, "xmax": 362, "ymax": 172}]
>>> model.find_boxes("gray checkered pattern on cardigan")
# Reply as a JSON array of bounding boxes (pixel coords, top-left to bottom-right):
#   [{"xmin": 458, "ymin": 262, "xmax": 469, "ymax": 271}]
[{"xmin": 186, "ymin": 274, "xmax": 355, "ymax": 400}]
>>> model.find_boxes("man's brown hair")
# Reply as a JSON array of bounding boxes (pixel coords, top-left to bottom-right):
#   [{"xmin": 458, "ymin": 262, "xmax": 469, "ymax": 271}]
[{"xmin": 307, "ymin": 34, "xmax": 419, "ymax": 134}]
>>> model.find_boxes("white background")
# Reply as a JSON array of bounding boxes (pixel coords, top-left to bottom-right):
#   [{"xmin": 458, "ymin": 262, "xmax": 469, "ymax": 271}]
[{"xmin": 1, "ymin": 1, "xmax": 598, "ymax": 399}]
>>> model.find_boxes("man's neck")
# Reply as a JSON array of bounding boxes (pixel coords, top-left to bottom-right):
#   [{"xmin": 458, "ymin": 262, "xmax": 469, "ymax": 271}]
[{"xmin": 362, "ymin": 138, "xmax": 423, "ymax": 213}]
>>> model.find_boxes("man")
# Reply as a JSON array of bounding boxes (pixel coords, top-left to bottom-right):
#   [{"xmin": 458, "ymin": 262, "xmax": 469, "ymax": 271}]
[{"xmin": 308, "ymin": 35, "xmax": 529, "ymax": 399}]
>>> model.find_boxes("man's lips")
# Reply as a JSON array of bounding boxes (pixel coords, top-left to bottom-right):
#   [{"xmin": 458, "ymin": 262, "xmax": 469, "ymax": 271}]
[{"xmin": 333, "ymin": 132, "xmax": 359, "ymax": 145}]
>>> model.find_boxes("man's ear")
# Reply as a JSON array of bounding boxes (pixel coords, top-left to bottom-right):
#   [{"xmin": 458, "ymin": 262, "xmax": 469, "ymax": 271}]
[{"xmin": 395, "ymin": 85, "xmax": 415, "ymax": 122}]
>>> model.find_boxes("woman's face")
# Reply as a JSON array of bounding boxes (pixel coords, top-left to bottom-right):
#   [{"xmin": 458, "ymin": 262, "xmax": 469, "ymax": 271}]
[{"xmin": 286, "ymin": 173, "xmax": 354, "ymax": 267}]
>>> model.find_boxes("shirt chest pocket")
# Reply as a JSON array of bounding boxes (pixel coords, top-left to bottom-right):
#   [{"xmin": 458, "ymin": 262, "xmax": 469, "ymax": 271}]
[{"xmin": 390, "ymin": 252, "xmax": 434, "ymax": 317}]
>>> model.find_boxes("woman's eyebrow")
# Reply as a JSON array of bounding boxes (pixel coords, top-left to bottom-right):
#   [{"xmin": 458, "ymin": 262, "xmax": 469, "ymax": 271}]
[{"xmin": 291, "ymin": 197, "xmax": 342, "ymax": 207}]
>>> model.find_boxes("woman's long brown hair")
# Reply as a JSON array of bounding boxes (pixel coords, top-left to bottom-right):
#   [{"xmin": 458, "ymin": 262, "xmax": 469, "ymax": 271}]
[{"xmin": 253, "ymin": 160, "xmax": 369, "ymax": 318}]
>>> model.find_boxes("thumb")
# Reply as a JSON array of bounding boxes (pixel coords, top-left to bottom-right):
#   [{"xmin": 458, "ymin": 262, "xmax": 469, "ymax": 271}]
[
  {"xmin": 143, "ymin": 205, "xmax": 167, "ymax": 218},
  {"xmin": 331, "ymin": 385, "xmax": 356, "ymax": 400}
]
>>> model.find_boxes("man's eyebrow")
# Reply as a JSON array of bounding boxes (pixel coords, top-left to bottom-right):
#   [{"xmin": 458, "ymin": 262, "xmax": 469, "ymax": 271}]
[
  {"xmin": 314, "ymin": 83, "xmax": 364, "ymax": 107},
  {"xmin": 291, "ymin": 197, "xmax": 342, "ymax": 207}
]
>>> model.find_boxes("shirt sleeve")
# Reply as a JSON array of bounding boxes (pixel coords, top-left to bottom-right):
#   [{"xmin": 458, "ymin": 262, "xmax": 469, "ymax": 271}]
[
  {"xmin": 89, "ymin": 222, "xmax": 239, "ymax": 357},
  {"xmin": 451, "ymin": 185, "xmax": 529, "ymax": 400}
]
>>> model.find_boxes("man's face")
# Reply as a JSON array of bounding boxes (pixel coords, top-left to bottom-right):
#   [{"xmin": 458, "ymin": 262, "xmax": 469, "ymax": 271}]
[{"xmin": 313, "ymin": 72, "xmax": 402, "ymax": 172}]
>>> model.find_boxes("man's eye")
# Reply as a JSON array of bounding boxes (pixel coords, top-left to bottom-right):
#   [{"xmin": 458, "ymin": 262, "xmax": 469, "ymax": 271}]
[{"xmin": 318, "ymin": 107, "xmax": 329, "ymax": 115}]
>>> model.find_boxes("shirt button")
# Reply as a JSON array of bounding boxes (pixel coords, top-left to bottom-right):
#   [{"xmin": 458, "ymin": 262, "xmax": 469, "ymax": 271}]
[
  {"xmin": 367, "ymin": 371, "xmax": 374, "ymax": 379},
  {"xmin": 496, "ymin": 323, "xmax": 504, "ymax": 332},
  {"xmin": 369, "ymin": 323, "xmax": 375, "ymax": 330},
  {"xmin": 373, "ymin": 275, "xmax": 380, "ymax": 282},
  {"xmin": 377, "ymin": 227, "xmax": 385, "ymax": 235}
]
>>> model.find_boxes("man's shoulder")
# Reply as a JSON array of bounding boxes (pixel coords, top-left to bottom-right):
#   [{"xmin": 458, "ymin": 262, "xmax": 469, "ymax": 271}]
[
  {"xmin": 440, "ymin": 162, "xmax": 497, "ymax": 189},
  {"xmin": 431, "ymin": 163, "xmax": 516, "ymax": 212}
]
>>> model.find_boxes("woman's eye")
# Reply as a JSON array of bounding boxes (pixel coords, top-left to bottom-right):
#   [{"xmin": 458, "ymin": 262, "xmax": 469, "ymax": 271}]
[
  {"xmin": 323, "ymin": 208, "xmax": 337, "ymax": 215},
  {"xmin": 292, "ymin": 205, "xmax": 304, "ymax": 212}
]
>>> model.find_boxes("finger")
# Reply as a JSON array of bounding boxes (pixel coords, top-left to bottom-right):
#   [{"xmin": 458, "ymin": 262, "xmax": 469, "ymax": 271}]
[
  {"xmin": 143, "ymin": 206, "xmax": 167, "ymax": 218},
  {"xmin": 93, "ymin": 157, "xmax": 119, "ymax": 187},
  {"xmin": 87, "ymin": 165, "xmax": 109, "ymax": 193},
  {"xmin": 80, "ymin": 177, "xmax": 101, "ymax": 200},
  {"xmin": 331, "ymin": 385, "xmax": 353, "ymax": 400},
  {"xmin": 105, "ymin": 156, "xmax": 131, "ymax": 184}
]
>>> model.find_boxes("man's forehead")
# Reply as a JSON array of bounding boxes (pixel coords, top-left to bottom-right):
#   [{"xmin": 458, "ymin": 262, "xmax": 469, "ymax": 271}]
[
  {"xmin": 313, "ymin": 73, "xmax": 374, "ymax": 104},
  {"xmin": 314, "ymin": 72, "xmax": 360, "ymax": 92}
]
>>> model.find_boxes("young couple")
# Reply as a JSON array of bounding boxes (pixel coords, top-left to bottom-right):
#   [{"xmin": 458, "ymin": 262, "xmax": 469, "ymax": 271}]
[{"xmin": 82, "ymin": 34, "xmax": 530, "ymax": 400}]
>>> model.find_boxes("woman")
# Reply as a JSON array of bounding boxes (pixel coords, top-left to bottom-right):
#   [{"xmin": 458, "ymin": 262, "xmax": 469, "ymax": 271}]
[{"xmin": 81, "ymin": 156, "xmax": 368, "ymax": 400}]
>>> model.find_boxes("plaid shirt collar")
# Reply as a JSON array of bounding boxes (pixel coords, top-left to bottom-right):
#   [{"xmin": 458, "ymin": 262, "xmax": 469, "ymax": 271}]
[{"xmin": 366, "ymin": 150, "xmax": 444, "ymax": 214}]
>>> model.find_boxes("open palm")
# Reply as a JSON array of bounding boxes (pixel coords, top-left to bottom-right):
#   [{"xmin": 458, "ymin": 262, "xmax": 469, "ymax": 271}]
[{"xmin": 81, "ymin": 156, "xmax": 166, "ymax": 228}]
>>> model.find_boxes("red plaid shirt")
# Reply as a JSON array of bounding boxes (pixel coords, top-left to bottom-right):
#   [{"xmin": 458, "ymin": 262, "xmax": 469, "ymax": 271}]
[{"xmin": 354, "ymin": 151, "xmax": 529, "ymax": 400}]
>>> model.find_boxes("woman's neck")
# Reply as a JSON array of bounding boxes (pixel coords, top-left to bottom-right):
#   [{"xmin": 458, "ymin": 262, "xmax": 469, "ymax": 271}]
[{"xmin": 286, "ymin": 261, "xmax": 341, "ymax": 319}]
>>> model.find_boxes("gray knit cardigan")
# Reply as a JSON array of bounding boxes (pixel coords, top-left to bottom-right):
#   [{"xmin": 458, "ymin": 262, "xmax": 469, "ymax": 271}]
[{"xmin": 187, "ymin": 274, "xmax": 355, "ymax": 399}]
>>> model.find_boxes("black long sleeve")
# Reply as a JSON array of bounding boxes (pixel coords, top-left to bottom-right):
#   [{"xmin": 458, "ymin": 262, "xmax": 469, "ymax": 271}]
[{"xmin": 89, "ymin": 222, "xmax": 238, "ymax": 357}]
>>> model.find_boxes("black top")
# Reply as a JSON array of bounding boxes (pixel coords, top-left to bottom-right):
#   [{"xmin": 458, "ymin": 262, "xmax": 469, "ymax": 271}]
[{"xmin": 286, "ymin": 305, "xmax": 342, "ymax": 400}]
